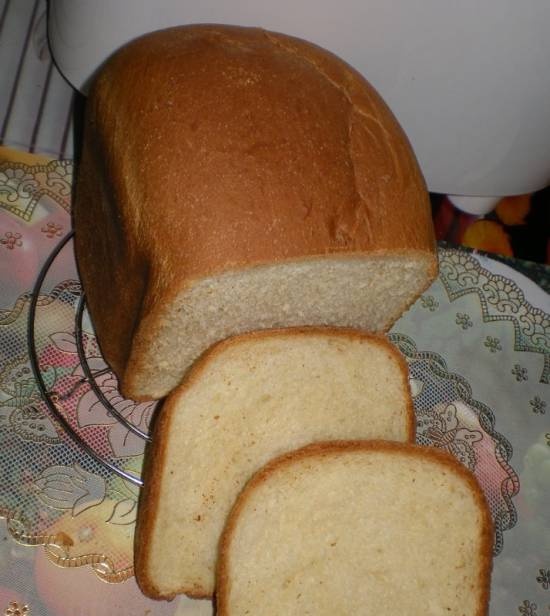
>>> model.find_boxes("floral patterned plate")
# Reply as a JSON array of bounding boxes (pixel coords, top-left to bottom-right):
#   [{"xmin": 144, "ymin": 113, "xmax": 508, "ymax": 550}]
[{"xmin": 0, "ymin": 150, "xmax": 548, "ymax": 615}]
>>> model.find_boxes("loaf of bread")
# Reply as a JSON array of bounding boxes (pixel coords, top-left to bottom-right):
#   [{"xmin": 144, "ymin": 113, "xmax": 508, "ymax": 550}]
[
  {"xmin": 74, "ymin": 24, "xmax": 437, "ymax": 401},
  {"xmin": 217, "ymin": 440, "xmax": 493, "ymax": 616},
  {"xmin": 134, "ymin": 329, "xmax": 414, "ymax": 599}
]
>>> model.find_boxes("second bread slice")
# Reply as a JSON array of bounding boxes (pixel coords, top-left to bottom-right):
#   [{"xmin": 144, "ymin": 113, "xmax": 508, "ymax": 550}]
[
  {"xmin": 135, "ymin": 328, "xmax": 414, "ymax": 599},
  {"xmin": 217, "ymin": 441, "xmax": 493, "ymax": 615}
]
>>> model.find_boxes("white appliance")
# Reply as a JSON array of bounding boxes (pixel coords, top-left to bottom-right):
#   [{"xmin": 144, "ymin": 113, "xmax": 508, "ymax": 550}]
[{"xmin": 48, "ymin": 0, "xmax": 550, "ymax": 213}]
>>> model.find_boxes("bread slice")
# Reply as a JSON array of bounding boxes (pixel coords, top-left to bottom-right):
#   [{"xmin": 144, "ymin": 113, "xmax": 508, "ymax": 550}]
[
  {"xmin": 74, "ymin": 24, "xmax": 437, "ymax": 400},
  {"xmin": 134, "ymin": 329, "xmax": 414, "ymax": 599},
  {"xmin": 217, "ymin": 441, "xmax": 493, "ymax": 616}
]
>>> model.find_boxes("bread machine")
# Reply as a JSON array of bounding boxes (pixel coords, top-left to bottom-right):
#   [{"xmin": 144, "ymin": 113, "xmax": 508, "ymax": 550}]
[{"xmin": 48, "ymin": 0, "xmax": 550, "ymax": 214}]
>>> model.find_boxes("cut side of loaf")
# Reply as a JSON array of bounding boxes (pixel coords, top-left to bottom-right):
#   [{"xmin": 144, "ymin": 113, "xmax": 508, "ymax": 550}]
[
  {"xmin": 135, "ymin": 329, "xmax": 414, "ymax": 599},
  {"xmin": 74, "ymin": 24, "xmax": 437, "ymax": 400},
  {"xmin": 217, "ymin": 441, "xmax": 493, "ymax": 616},
  {"xmin": 126, "ymin": 256, "xmax": 433, "ymax": 401}
]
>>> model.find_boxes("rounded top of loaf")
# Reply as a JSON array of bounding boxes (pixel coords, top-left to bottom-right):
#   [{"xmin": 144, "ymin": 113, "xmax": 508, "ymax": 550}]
[{"xmin": 87, "ymin": 24, "xmax": 433, "ymax": 265}]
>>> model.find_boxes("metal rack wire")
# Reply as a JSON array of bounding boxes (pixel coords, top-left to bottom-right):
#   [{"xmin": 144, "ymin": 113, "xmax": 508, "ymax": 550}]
[{"xmin": 27, "ymin": 231, "xmax": 147, "ymax": 486}]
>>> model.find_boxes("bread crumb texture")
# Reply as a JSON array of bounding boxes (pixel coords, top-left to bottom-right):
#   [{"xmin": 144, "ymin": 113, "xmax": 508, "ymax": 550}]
[
  {"xmin": 217, "ymin": 442, "xmax": 492, "ymax": 616},
  {"xmin": 135, "ymin": 331, "xmax": 414, "ymax": 598}
]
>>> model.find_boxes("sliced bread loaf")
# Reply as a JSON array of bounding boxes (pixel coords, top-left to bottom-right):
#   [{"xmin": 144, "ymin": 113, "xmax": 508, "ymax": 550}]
[
  {"xmin": 135, "ymin": 329, "xmax": 414, "ymax": 599},
  {"xmin": 74, "ymin": 24, "xmax": 437, "ymax": 401},
  {"xmin": 217, "ymin": 441, "xmax": 493, "ymax": 616}
]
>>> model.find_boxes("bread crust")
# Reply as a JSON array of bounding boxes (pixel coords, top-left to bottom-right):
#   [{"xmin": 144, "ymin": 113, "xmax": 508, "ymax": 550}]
[
  {"xmin": 74, "ymin": 24, "xmax": 437, "ymax": 399},
  {"xmin": 134, "ymin": 328, "xmax": 415, "ymax": 599},
  {"xmin": 216, "ymin": 440, "xmax": 493, "ymax": 616}
]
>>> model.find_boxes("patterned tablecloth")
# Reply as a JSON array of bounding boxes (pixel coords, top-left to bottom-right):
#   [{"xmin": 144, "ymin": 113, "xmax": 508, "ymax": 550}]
[{"xmin": 0, "ymin": 148, "xmax": 548, "ymax": 616}]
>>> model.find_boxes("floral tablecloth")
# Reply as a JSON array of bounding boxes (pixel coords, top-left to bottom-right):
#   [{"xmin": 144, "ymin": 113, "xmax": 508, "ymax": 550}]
[{"xmin": 0, "ymin": 148, "xmax": 548, "ymax": 616}]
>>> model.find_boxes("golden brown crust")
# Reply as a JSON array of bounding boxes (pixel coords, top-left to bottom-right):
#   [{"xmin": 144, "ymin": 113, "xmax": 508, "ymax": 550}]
[
  {"xmin": 133, "ymin": 327, "xmax": 415, "ymax": 598},
  {"xmin": 134, "ymin": 396, "xmax": 215, "ymax": 601},
  {"xmin": 133, "ymin": 396, "xmax": 172, "ymax": 600},
  {"xmin": 74, "ymin": 24, "xmax": 437, "ymax": 399},
  {"xmin": 216, "ymin": 440, "xmax": 493, "ymax": 616}
]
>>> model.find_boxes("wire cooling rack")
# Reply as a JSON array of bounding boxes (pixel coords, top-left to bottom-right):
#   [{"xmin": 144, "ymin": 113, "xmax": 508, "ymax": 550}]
[{"xmin": 27, "ymin": 231, "xmax": 149, "ymax": 486}]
